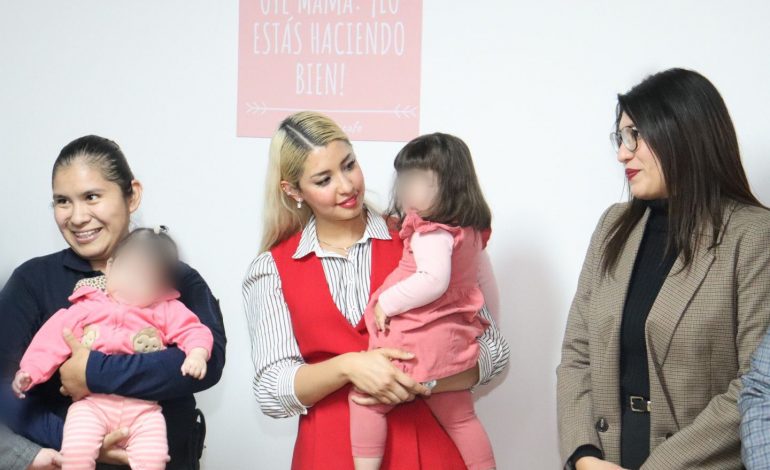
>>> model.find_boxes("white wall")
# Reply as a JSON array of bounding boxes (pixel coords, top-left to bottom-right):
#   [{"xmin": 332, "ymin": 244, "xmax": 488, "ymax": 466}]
[{"xmin": 2, "ymin": 1, "xmax": 770, "ymax": 468}]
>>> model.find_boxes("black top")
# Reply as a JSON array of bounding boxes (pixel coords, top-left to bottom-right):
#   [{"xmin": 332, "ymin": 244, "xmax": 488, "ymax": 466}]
[
  {"xmin": 620, "ymin": 200, "xmax": 677, "ymax": 399},
  {"xmin": 570, "ymin": 200, "xmax": 677, "ymax": 467},
  {"xmin": 0, "ymin": 248, "xmax": 227, "ymax": 468}
]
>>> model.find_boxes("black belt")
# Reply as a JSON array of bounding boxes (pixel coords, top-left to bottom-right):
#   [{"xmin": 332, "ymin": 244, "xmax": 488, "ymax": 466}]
[{"xmin": 626, "ymin": 395, "xmax": 651, "ymax": 413}]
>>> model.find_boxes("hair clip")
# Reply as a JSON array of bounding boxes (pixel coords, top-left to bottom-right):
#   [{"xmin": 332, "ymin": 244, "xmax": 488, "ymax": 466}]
[{"xmin": 154, "ymin": 225, "xmax": 169, "ymax": 235}]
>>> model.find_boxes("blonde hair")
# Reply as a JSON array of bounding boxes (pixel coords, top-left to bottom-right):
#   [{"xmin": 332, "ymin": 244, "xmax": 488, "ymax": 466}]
[{"xmin": 260, "ymin": 111, "xmax": 351, "ymax": 252}]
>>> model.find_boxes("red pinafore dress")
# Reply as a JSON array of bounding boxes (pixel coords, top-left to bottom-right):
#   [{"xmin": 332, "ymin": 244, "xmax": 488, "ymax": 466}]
[{"xmin": 271, "ymin": 228, "xmax": 466, "ymax": 470}]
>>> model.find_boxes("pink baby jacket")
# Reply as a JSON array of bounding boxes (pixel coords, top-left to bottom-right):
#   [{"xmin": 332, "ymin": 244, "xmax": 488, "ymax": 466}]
[{"xmin": 20, "ymin": 286, "xmax": 213, "ymax": 387}]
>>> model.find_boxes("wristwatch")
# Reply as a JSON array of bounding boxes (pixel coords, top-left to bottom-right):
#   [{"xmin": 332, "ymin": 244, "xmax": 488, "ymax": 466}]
[{"xmin": 423, "ymin": 380, "xmax": 437, "ymax": 390}]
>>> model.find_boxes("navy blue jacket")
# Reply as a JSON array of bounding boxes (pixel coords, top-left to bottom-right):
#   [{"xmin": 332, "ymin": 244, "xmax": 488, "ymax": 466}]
[{"xmin": 0, "ymin": 248, "xmax": 226, "ymax": 465}]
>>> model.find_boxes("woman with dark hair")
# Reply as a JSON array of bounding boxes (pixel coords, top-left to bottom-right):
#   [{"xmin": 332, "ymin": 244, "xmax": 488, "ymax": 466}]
[
  {"xmin": 0, "ymin": 135, "xmax": 226, "ymax": 470},
  {"xmin": 557, "ymin": 68, "xmax": 770, "ymax": 470}
]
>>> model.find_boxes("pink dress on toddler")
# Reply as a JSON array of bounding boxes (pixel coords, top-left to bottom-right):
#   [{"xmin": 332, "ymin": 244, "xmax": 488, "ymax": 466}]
[
  {"xmin": 18, "ymin": 285, "xmax": 213, "ymax": 470},
  {"xmin": 349, "ymin": 212, "xmax": 497, "ymax": 470}
]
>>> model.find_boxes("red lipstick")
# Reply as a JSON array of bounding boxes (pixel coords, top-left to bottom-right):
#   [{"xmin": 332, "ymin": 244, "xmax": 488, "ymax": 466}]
[{"xmin": 625, "ymin": 169, "xmax": 640, "ymax": 180}]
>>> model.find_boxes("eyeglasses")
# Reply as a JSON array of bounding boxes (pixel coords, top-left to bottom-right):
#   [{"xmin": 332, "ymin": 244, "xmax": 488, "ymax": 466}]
[{"xmin": 609, "ymin": 126, "xmax": 640, "ymax": 152}]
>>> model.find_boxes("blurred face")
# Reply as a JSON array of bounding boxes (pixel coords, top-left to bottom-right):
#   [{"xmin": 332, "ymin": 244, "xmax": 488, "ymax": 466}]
[
  {"xmin": 52, "ymin": 160, "xmax": 141, "ymax": 271},
  {"xmin": 105, "ymin": 248, "xmax": 166, "ymax": 307},
  {"xmin": 616, "ymin": 113, "xmax": 668, "ymax": 200},
  {"xmin": 285, "ymin": 140, "xmax": 365, "ymax": 223},
  {"xmin": 396, "ymin": 169, "xmax": 439, "ymax": 216}
]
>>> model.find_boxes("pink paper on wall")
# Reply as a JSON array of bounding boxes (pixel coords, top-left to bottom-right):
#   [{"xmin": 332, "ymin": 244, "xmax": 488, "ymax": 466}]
[{"xmin": 237, "ymin": 0, "xmax": 422, "ymax": 141}]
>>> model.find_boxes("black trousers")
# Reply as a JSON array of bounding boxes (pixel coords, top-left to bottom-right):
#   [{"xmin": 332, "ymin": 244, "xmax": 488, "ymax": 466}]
[{"xmin": 620, "ymin": 407, "xmax": 650, "ymax": 470}]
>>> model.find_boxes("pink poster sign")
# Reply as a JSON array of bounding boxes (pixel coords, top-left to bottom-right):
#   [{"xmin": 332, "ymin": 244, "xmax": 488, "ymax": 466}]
[{"xmin": 237, "ymin": 0, "xmax": 422, "ymax": 141}]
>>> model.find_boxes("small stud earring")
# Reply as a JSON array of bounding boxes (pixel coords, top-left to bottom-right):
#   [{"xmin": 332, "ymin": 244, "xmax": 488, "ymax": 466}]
[{"xmin": 296, "ymin": 200, "xmax": 303, "ymax": 209}]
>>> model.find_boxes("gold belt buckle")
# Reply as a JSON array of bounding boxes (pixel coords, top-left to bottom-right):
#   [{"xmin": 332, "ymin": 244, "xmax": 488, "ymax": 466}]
[{"xmin": 629, "ymin": 396, "xmax": 651, "ymax": 413}]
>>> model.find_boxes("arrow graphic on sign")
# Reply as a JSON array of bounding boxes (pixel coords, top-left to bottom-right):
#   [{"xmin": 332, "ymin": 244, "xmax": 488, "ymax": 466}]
[{"xmin": 246, "ymin": 103, "xmax": 418, "ymax": 119}]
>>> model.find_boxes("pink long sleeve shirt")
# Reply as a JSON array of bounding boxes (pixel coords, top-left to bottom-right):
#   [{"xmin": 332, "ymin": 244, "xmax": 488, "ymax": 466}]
[{"xmin": 20, "ymin": 286, "xmax": 213, "ymax": 388}]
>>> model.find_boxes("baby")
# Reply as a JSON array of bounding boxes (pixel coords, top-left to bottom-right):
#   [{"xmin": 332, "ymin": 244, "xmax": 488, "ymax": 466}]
[
  {"xmin": 349, "ymin": 133, "xmax": 497, "ymax": 470},
  {"xmin": 12, "ymin": 227, "xmax": 213, "ymax": 470}
]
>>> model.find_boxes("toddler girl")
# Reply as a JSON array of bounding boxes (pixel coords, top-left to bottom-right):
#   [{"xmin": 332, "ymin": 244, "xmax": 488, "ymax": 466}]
[
  {"xmin": 349, "ymin": 133, "xmax": 497, "ymax": 470},
  {"xmin": 12, "ymin": 227, "xmax": 213, "ymax": 470}
]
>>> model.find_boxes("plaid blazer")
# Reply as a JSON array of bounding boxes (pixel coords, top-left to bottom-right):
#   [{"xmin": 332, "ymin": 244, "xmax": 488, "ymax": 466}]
[{"xmin": 557, "ymin": 201, "xmax": 770, "ymax": 469}]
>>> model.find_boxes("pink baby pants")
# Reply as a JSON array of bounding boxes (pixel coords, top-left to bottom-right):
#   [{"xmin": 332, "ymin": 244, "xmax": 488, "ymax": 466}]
[
  {"xmin": 61, "ymin": 394, "xmax": 168, "ymax": 470},
  {"xmin": 350, "ymin": 390, "xmax": 496, "ymax": 470}
]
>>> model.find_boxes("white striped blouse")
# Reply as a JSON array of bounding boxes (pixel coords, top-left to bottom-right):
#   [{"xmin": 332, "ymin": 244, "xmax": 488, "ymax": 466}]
[{"xmin": 243, "ymin": 210, "xmax": 510, "ymax": 418}]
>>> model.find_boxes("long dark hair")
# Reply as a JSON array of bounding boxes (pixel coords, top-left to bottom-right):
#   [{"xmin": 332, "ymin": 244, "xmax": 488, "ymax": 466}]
[
  {"xmin": 387, "ymin": 132, "xmax": 491, "ymax": 231},
  {"xmin": 602, "ymin": 68, "xmax": 763, "ymax": 275}
]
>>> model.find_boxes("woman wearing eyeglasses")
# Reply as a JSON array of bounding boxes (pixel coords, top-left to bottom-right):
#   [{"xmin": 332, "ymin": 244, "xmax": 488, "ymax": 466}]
[{"xmin": 556, "ymin": 68, "xmax": 770, "ymax": 470}]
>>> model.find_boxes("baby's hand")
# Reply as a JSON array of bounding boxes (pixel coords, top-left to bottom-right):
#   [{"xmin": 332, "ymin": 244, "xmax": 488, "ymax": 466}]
[
  {"xmin": 374, "ymin": 303, "xmax": 389, "ymax": 332},
  {"xmin": 181, "ymin": 348, "xmax": 209, "ymax": 380},
  {"xmin": 12, "ymin": 370, "xmax": 32, "ymax": 399}
]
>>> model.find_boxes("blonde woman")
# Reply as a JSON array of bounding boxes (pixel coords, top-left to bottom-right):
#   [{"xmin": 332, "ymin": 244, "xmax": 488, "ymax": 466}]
[{"xmin": 243, "ymin": 112, "xmax": 509, "ymax": 469}]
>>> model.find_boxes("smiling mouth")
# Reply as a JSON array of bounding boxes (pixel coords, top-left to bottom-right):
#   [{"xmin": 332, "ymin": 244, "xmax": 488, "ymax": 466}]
[
  {"xmin": 72, "ymin": 228, "xmax": 102, "ymax": 243},
  {"xmin": 338, "ymin": 194, "xmax": 359, "ymax": 208}
]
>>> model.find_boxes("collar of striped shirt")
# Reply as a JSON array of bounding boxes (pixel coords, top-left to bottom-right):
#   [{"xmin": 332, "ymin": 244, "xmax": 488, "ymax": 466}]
[{"xmin": 293, "ymin": 208, "xmax": 392, "ymax": 260}]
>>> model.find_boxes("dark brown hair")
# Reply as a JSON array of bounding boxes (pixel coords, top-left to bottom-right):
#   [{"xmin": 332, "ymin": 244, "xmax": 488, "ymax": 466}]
[
  {"xmin": 387, "ymin": 132, "xmax": 491, "ymax": 231},
  {"xmin": 602, "ymin": 68, "xmax": 763, "ymax": 275},
  {"xmin": 53, "ymin": 135, "xmax": 135, "ymax": 198},
  {"xmin": 113, "ymin": 227, "xmax": 179, "ymax": 285}
]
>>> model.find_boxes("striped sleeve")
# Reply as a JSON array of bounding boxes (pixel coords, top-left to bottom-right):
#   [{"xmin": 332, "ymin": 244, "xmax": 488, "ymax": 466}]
[
  {"xmin": 242, "ymin": 252, "xmax": 308, "ymax": 418},
  {"xmin": 475, "ymin": 304, "xmax": 510, "ymax": 387}
]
